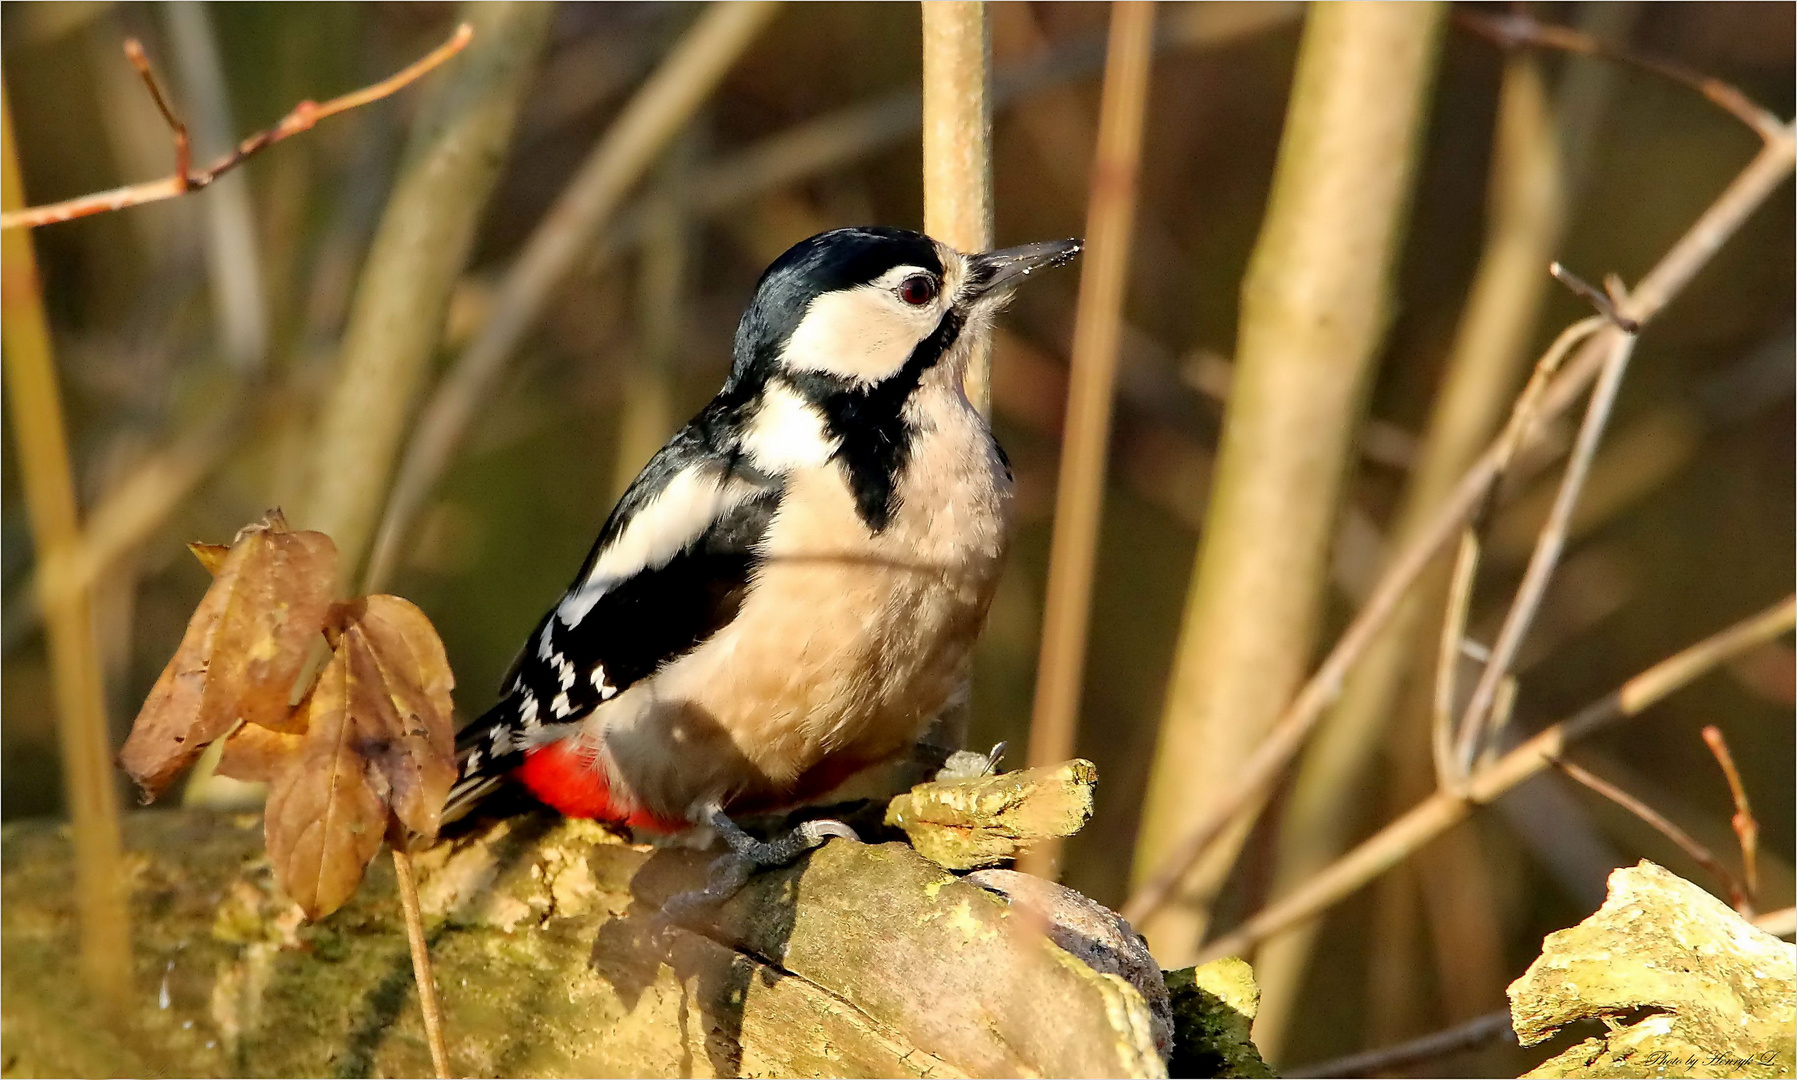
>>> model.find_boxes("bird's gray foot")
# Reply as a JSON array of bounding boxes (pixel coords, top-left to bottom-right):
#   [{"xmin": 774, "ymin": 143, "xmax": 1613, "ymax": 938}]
[{"xmin": 661, "ymin": 809, "xmax": 858, "ymax": 923}]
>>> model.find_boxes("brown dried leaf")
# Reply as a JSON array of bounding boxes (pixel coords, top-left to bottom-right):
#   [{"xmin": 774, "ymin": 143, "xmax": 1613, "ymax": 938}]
[
  {"xmin": 119, "ymin": 513, "xmax": 337, "ymax": 800},
  {"xmin": 264, "ymin": 645, "xmax": 386, "ymax": 920},
  {"xmin": 187, "ymin": 542, "xmax": 232, "ymax": 576},
  {"xmin": 215, "ymin": 721, "xmax": 305, "ymax": 784},
  {"xmin": 263, "ymin": 596, "xmax": 457, "ymax": 919},
  {"xmin": 349, "ymin": 595, "xmax": 457, "ymax": 839}
]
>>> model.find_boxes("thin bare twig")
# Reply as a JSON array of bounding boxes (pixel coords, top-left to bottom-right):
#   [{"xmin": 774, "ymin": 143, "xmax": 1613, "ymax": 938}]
[
  {"xmin": 123, "ymin": 39, "xmax": 192, "ymax": 184},
  {"xmin": 391, "ymin": 847, "xmax": 450, "ymax": 1079},
  {"xmin": 1456, "ymin": 10, "xmax": 1785, "ymax": 142},
  {"xmin": 1549, "ymin": 261, "xmax": 1639, "ymax": 332},
  {"xmin": 1757, "ymin": 907, "xmax": 1796, "ymax": 939},
  {"xmin": 1121, "ymin": 121, "xmax": 1797, "ymax": 928},
  {"xmin": 1288, "ymin": 1008, "xmax": 1514, "ymax": 1079},
  {"xmin": 1454, "ymin": 325, "xmax": 1638, "ymax": 774},
  {"xmin": 1550, "ymin": 755, "xmax": 1749, "ymax": 912},
  {"xmin": 0, "ymin": 23, "xmax": 473, "ymax": 230},
  {"xmin": 1198, "ymin": 595, "xmax": 1796, "ymax": 962},
  {"xmin": 1701, "ymin": 725, "xmax": 1760, "ymax": 904},
  {"xmin": 1019, "ymin": 0, "xmax": 1155, "ymax": 881}
]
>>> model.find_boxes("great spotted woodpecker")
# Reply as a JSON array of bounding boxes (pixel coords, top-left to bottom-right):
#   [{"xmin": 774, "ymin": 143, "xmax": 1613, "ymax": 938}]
[{"xmin": 446, "ymin": 226, "xmax": 1079, "ymax": 879}]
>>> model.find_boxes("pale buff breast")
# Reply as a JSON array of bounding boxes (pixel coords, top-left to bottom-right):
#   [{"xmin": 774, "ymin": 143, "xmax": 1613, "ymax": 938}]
[{"xmin": 587, "ymin": 378, "xmax": 1012, "ymax": 822}]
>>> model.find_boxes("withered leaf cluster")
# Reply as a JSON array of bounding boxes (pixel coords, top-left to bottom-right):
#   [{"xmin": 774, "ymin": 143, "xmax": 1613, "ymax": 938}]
[{"xmin": 118, "ymin": 511, "xmax": 457, "ymax": 919}]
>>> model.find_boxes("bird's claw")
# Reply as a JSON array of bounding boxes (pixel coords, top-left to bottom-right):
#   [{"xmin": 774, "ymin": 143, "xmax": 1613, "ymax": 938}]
[{"xmin": 661, "ymin": 814, "xmax": 860, "ymax": 925}]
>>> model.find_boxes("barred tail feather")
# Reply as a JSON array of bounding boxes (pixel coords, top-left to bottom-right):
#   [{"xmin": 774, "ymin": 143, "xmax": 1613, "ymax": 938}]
[{"xmin": 442, "ymin": 696, "xmax": 529, "ymax": 823}]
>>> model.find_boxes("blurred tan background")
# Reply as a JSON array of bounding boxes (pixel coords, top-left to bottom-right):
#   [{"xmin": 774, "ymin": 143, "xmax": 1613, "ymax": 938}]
[{"xmin": 3, "ymin": 3, "xmax": 1791, "ymax": 1074}]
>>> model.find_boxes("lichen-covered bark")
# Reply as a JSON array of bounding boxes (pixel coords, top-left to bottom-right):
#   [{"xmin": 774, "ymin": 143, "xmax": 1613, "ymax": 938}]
[
  {"xmin": 1509, "ymin": 861, "xmax": 1796, "ymax": 1079},
  {"xmin": 885, "ymin": 760, "xmax": 1096, "ymax": 870},
  {"xmin": 2, "ymin": 810, "xmax": 1168, "ymax": 1078}
]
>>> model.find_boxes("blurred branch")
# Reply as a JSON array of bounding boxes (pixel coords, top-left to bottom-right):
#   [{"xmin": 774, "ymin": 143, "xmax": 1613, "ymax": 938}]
[
  {"xmin": 1198, "ymin": 595, "xmax": 1797, "ymax": 963},
  {"xmin": 921, "ymin": 0, "xmax": 994, "ymax": 411},
  {"xmin": 364, "ymin": 1, "xmax": 780, "ymax": 593},
  {"xmin": 1549, "ymin": 754, "xmax": 1749, "ymax": 912},
  {"xmin": 1456, "ymin": 9, "xmax": 1785, "ymax": 142},
  {"xmin": 0, "ymin": 88, "xmax": 132, "ymax": 1021},
  {"xmin": 1131, "ymin": 1, "xmax": 1447, "ymax": 962},
  {"xmin": 613, "ymin": 139, "xmax": 694, "ymax": 498},
  {"xmin": 163, "ymin": 0, "xmax": 268, "ymax": 370},
  {"xmin": 294, "ymin": 2, "xmax": 552, "ymax": 588},
  {"xmin": 0, "ymin": 23, "xmax": 474, "ymax": 230},
  {"xmin": 1701, "ymin": 725, "xmax": 1760, "ymax": 905},
  {"xmin": 1122, "ymin": 117, "xmax": 1797, "ymax": 933},
  {"xmin": 1019, "ymin": 0, "xmax": 1155, "ymax": 880},
  {"xmin": 1288, "ymin": 1008, "xmax": 1514, "ymax": 1079}
]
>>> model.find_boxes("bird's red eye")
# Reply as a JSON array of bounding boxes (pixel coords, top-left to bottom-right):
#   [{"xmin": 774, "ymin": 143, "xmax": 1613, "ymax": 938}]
[{"xmin": 899, "ymin": 274, "xmax": 938, "ymax": 305}]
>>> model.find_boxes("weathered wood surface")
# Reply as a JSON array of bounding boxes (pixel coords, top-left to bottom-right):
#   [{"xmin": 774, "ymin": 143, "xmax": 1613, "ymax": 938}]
[
  {"xmin": 885, "ymin": 760, "xmax": 1097, "ymax": 871},
  {"xmin": 2, "ymin": 809, "xmax": 1170, "ymax": 1078},
  {"xmin": 1509, "ymin": 861, "xmax": 1796, "ymax": 1080}
]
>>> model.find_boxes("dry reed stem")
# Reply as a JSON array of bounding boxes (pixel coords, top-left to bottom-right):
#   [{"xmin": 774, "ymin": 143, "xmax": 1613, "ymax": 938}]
[
  {"xmin": 1549, "ymin": 756, "xmax": 1749, "ymax": 913},
  {"xmin": 392, "ymin": 847, "xmax": 451, "ymax": 1079},
  {"xmin": 1197, "ymin": 595, "xmax": 1797, "ymax": 962},
  {"xmin": 1131, "ymin": 1, "xmax": 1447, "ymax": 959},
  {"xmin": 364, "ymin": 1, "xmax": 780, "ymax": 593},
  {"xmin": 1017, "ymin": 0, "xmax": 1156, "ymax": 881},
  {"xmin": 1122, "ymin": 120, "xmax": 1797, "ymax": 931},
  {"xmin": 1701, "ymin": 725, "xmax": 1760, "ymax": 904},
  {"xmin": 922, "ymin": 1, "xmax": 994, "ymax": 413},
  {"xmin": 0, "ymin": 89, "xmax": 133, "ymax": 1021},
  {"xmin": 0, "ymin": 24, "xmax": 473, "ymax": 230}
]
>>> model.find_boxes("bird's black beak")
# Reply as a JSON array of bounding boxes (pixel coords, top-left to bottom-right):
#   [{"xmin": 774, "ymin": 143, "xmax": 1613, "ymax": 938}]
[{"xmin": 966, "ymin": 238, "xmax": 1082, "ymax": 296}]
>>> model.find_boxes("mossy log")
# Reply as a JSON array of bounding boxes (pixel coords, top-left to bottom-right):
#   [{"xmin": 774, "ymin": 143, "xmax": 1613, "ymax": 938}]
[{"xmin": 2, "ymin": 809, "xmax": 1173, "ymax": 1078}]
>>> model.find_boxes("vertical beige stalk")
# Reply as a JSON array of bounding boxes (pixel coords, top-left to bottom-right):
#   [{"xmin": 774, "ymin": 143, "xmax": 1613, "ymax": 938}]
[
  {"xmin": 299, "ymin": 2, "xmax": 552, "ymax": 585},
  {"xmin": 921, "ymin": 0, "xmax": 993, "ymax": 760},
  {"xmin": 1018, "ymin": 1, "xmax": 1157, "ymax": 881},
  {"xmin": 1, "ymin": 89, "xmax": 133, "ymax": 1021},
  {"xmin": 1131, "ymin": 1, "xmax": 1445, "ymax": 964},
  {"xmin": 922, "ymin": 0, "xmax": 994, "ymax": 413}
]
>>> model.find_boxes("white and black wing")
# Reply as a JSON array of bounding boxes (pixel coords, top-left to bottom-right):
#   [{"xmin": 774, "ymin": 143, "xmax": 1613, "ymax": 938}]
[{"xmin": 448, "ymin": 414, "xmax": 780, "ymax": 815}]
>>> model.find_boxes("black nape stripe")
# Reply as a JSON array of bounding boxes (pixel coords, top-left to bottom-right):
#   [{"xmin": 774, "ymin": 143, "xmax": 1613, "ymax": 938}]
[{"xmin": 789, "ymin": 307, "xmax": 965, "ymax": 531}]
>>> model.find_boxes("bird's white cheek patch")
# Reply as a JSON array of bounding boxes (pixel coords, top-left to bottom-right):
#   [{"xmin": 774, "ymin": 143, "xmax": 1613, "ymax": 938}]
[{"xmin": 779, "ymin": 284, "xmax": 934, "ymax": 384}]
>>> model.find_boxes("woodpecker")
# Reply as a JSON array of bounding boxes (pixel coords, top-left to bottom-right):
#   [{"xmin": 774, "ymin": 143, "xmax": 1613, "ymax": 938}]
[{"xmin": 447, "ymin": 226, "xmax": 1079, "ymax": 873}]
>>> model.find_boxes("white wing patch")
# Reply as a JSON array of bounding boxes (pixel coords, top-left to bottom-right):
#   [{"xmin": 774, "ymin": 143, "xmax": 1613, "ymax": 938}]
[
  {"xmin": 590, "ymin": 665, "xmax": 618, "ymax": 700},
  {"xmin": 558, "ymin": 466, "xmax": 753, "ymax": 626}
]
